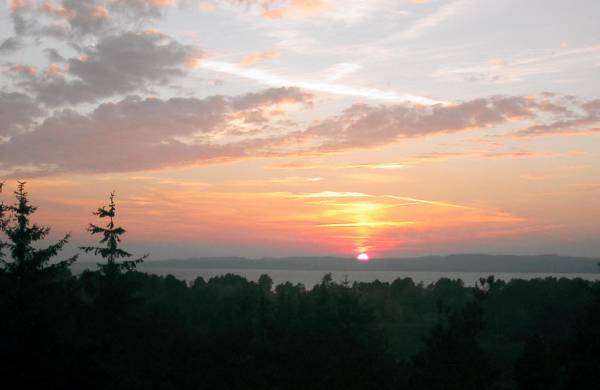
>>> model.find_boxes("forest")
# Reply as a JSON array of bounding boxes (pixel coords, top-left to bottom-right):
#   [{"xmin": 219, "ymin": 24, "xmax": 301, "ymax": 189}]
[{"xmin": 1, "ymin": 183, "xmax": 599, "ymax": 390}]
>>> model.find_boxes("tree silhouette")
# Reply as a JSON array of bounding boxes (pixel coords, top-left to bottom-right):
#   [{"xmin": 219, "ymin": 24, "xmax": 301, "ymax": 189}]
[
  {"xmin": 0, "ymin": 181, "xmax": 7, "ymax": 264},
  {"xmin": 0, "ymin": 181, "xmax": 76, "ymax": 278},
  {"xmin": 560, "ymin": 284, "xmax": 600, "ymax": 389},
  {"xmin": 409, "ymin": 292, "xmax": 495, "ymax": 389},
  {"xmin": 513, "ymin": 335, "xmax": 558, "ymax": 390},
  {"xmin": 0, "ymin": 181, "xmax": 77, "ymax": 388},
  {"xmin": 80, "ymin": 191, "xmax": 147, "ymax": 273}
]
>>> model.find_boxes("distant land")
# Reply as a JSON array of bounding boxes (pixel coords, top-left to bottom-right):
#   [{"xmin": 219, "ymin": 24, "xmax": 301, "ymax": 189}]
[{"xmin": 74, "ymin": 254, "xmax": 600, "ymax": 274}]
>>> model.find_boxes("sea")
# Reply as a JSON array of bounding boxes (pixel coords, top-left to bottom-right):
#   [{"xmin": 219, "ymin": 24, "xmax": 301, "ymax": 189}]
[{"xmin": 134, "ymin": 267, "xmax": 600, "ymax": 288}]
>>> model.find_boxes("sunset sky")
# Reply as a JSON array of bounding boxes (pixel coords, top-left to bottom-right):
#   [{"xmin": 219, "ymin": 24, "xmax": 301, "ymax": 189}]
[{"xmin": 1, "ymin": 0, "xmax": 599, "ymax": 260}]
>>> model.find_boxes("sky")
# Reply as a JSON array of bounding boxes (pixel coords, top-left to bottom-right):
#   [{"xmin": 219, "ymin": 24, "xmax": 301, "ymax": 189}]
[{"xmin": 0, "ymin": 0, "xmax": 599, "ymax": 260}]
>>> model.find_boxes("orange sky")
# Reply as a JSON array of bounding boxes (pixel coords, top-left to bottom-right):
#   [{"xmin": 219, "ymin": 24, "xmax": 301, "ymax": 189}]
[{"xmin": 1, "ymin": 1, "xmax": 599, "ymax": 259}]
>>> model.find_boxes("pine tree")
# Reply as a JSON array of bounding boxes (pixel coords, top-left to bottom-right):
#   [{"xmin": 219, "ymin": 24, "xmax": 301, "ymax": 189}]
[
  {"xmin": 80, "ymin": 191, "xmax": 147, "ymax": 274},
  {"xmin": 0, "ymin": 182, "xmax": 77, "ymax": 388},
  {"xmin": 408, "ymin": 292, "xmax": 495, "ymax": 389},
  {"xmin": 0, "ymin": 181, "xmax": 76, "ymax": 278},
  {"xmin": 0, "ymin": 181, "xmax": 7, "ymax": 264}
]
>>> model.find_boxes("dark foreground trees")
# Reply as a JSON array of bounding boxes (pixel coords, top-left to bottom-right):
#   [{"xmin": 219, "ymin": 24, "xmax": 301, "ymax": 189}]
[
  {"xmin": 0, "ymin": 184, "xmax": 599, "ymax": 389},
  {"xmin": 0, "ymin": 182, "xmax": 77, "ymax": 387}
]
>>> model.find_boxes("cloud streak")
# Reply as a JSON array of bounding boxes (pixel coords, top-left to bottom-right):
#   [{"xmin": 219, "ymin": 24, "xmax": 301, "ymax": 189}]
[{"xmin": 198, "ymin": 59, "xmax": 445, "ymax": 105}]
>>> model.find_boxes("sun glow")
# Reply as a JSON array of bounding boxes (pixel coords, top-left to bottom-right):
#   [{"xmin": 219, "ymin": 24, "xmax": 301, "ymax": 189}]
[{"xmin": 357, "ymin": 253, "xmax": 370, "ymax": 261}]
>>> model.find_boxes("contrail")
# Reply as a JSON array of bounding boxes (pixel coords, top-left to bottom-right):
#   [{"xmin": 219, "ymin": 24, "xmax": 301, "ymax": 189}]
[{"xmin": 197, "ymin": 59, "xmax": 446, "ymax": 106}]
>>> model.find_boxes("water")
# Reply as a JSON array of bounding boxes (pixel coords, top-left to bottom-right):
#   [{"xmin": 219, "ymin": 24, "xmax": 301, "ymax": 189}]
[{"xmin": 137, "ymin": 267, "xmax": 600, "ymax": 288}]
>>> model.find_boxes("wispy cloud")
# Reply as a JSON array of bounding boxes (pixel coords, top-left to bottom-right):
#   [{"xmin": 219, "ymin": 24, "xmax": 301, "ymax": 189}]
[
  {"xmin": 403, "ymin": 0, "xmax": 467, "ymax": 39},
  {"xmin": 434, "ymin": 45, "xmax": 600, "ymax": 83},
  {"xmin": 345, "ymin": 162, "xmax": 411, "ymax": 170},
  {"xmin": 197, "ymin": 59, "xmax": 445, "ymax": 104},
  {"xmin": 385, "ymin": 196, "xmax": 470, "ymax": 209},
  {"xmin": 240, "ymin": 48, "xmax": 281, "ymax": 66},
  {"xmin": 317, "ymin": 221, "xmax": 415, "ymax": 228},
  {"xmin": 381, "ymin": 0, "xmax": 469, "ymax": 42},
  {"xmin": 296, "ymin": 191, "xmax": 371, "ymax": 198}
]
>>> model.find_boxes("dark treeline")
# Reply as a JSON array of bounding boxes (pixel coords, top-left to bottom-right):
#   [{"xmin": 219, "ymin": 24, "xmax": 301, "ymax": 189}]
[{"xmin": 0, "ymin": 183, "xmax": 599, "ymax": 389}]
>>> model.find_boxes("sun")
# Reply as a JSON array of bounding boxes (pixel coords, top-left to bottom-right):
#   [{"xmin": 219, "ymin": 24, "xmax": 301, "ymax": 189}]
[{"xmin": 356, "ymin": 253, "xmax": 369, "ymax": 261}]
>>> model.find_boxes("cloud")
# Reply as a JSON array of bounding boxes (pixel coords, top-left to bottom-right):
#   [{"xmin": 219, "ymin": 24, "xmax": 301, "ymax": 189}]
[
  {"xmin": 325, "ymin": 63, "xmax": 361, "ymax": 82},
  {"xmin": 2, "ymin": 1, "xmax": 198, "ymax": 109},
  {"xmin": 230, "ymin": 86, "xmax": 314, "ymax": 109},
  {"xmin": 229, "ymin": 0, "xmax": 396, "ymax": 23},
  {"xmin": 198, "ymin": 59, "xmax": 444, "ymax": 105},
  {"xmin": 12, "ymin": 63, "xmax": 38, "ymax": 77},
  {"xmin": 8, "ymin": 0, "xmax": 109, "ymax": 38},
  {"xmin": 43, "ymin": 63, "xmax": 66, "ymax": 77},
  {"xmin": 298, "ymin": 95, "xmax": 539, "ymax": 150},
  {"xmin": 111, "ymin": 0, "xmax": 177, "ymax": 18},
  {"xmin": 263, "ymin": 0, "xmax": 328, "ymax": 19},
  {"xmin": 511, "ymin": 98, "xmax": 600, "ymax": 138},
  {"xmin": 434, "ymin": 45, "xmax": 600, "ymax": 84},
  {"xmin": 229, "ymin": 0, "xmax": 328, "ymax": 19},
  {"xmin": 317, "ymin": 221, "xmax": 414, "ymax": 228},
  {"xmin": 21, "ymin": 31, "xmax": 199, "ymax": 106},
  {"xmin": 271, "ymin": 94, "xmax": 600, "ymax": 152},
  {"xmin": 388, "ymin": 0, "xmax": 469, "ymax": 41},
  {"xmin": 240, "ymin": 48, "xmax": 280, "ymax": 66},
  {"xmin": 198, "ymin": 1, "xmax": 216, "ymax": 12},
  {"xmin": 297, "ymin": 191, "xmax": 371, "ymax": 198},
  {"xmin": 0, "ymin": 92, "xmax": 45, "ymax": 137},
  {"xmin": 43, "ymin": 47, "xmax": 66, "ymax": 62},
  {"xmin": 0, "ymin": 91, "xmax": 597, "ymax": 177},
  {"xmin": 345, "ymin": 163, "xmax": 410, "ymax": 170},
  {"xmin": 0, "ymin": 87, "xmax": 313, "ymax": 175},
  {"xmin": 270, "ymin": 147, "xmax": 578, "ymax": 172},
  {"xmin": 6, "ymin": 0, "xmax": 176, "ymax": 39},
  {"xmin": 0, "ymin": 37, "xmax": 23, "ymax": 53}
]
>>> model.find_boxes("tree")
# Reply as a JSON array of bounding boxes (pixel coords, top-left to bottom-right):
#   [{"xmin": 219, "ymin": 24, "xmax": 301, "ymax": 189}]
[
  {"xmin": 0, "ymin": 181, "xmax": 7, "ymax": 264},
  {"xmin": 75, "ymin": 192, "xmax": 149, "ymax": 388},
  {"xmin": 513, "ymin": 335, "xmax": 559, "ymax": 390},
  {"xmin": 0, "ymin": 181, "xmax": 76, "ymax": 280},
  {"xmin": 0, "ymin": 181, "xmax": 77, "ymax": 387},
  {"xmin": 560, "ymin": 284, "xmax": 600, "ymax": 389},
  {"xmin": 80, "ymin": 191, "xmax": 147, "ymax": 273},
  {"xmin": 408, "ymin": 294, "xmax": 495, "ymax": 389}
]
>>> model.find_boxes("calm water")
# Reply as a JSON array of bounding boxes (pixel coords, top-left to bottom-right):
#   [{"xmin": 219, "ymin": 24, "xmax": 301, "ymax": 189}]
[{"xmin": 138, "ymin": 267, "xmax": 600, "ymax": 288}]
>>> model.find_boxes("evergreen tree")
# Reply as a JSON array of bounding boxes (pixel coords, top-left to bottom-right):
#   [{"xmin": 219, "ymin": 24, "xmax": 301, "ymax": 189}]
[
  {"xmin": 0, "ymin": 181, "xmax": 77, "ymax": 388},
  {"xmin": 513, "ymin": 335, "xmax": 559, "ymax": 390},
  {"xmin": 76, "ymin": 192, "xmax": 149, "ymax": 389},
  {"xmin": 0, "ymin": 181, "xmax": 7, "ymax": 264},
  {"xmin": 80, "ymin": 191, "xmax": 147, "ymax": 273},
  {"xmin": 408, "ymin": 293, "xmax": 495, "ymax": 389},
  {"xmin": 560, "ymin": 284, "xmax": 600, "ymax": 389},
  {"xmin": 0, "ymin": 181, "xmax": 76, "ymax": 279}
]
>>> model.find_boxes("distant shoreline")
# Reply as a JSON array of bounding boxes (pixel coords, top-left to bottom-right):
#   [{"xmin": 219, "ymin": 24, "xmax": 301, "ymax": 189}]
[{"xmin": 72, "ymin": 254, "xmax": 600, "ymax": 274}]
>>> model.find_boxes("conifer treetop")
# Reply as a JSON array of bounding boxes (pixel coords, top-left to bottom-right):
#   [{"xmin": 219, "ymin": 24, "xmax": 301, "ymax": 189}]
[
  {"xmin": 80, "ymin": 191, "xmax": 147, "ymax": 272},
  {"xmin": 0, "ymin": 181, "xmax": 77, "ymax": 274},
  {"xmin": 0, "ymin": 181, "xmax": 6, "ymax": 262}
]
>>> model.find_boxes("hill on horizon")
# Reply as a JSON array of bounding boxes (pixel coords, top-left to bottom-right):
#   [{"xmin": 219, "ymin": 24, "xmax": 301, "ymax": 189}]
[{"xmin": 73, "ymin": 254, "xmax": 600, "ymax": 274}]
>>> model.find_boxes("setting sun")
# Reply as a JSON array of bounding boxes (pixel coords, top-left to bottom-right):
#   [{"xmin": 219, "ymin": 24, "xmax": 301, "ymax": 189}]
[{"xmin": 357, "ymin": 253, "xmax": 370, "ymax": 261}]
